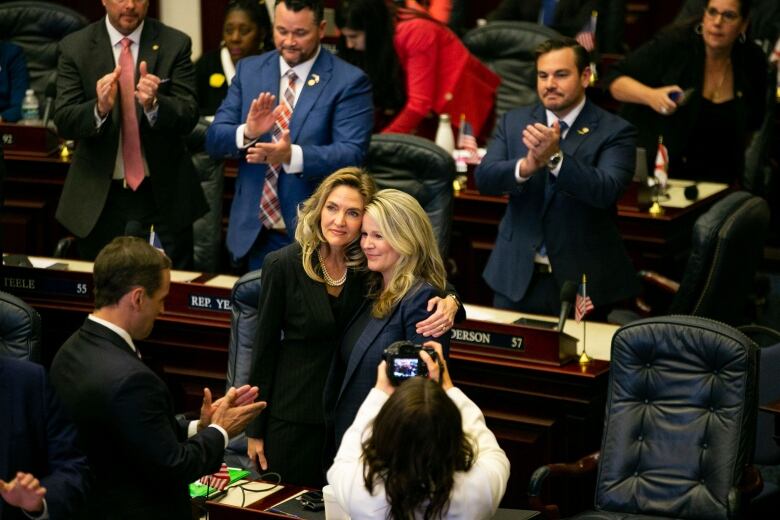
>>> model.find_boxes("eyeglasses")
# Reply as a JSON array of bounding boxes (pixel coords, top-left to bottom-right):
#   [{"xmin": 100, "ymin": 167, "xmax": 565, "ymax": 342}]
[{"xmin": 704, "ymin": 7, "xmax": 741, "ymax": 23}]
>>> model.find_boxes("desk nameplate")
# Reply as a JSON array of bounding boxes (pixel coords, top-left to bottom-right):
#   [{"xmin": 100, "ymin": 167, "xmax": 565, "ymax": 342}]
[{"xmin": 450, "ymin": 319, "xmax": 578, "ymax": 366}]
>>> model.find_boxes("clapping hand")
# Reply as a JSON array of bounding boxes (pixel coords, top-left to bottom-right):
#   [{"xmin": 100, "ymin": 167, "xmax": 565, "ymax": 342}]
[{"xmin": 0, "ymin": 472, "xmax": 46, "ymax": 515}]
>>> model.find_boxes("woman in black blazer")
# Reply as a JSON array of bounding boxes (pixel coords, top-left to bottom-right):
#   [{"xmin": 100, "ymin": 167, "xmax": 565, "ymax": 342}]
[{"xmin": 245, "ymin": 169, "xmax": 458, "ymax": 487}]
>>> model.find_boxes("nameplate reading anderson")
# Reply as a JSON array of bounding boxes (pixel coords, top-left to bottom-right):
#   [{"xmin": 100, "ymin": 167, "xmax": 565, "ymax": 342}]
[{"xmin": 450, "ymin": 328, "xmax": 524, "ymax": 351}]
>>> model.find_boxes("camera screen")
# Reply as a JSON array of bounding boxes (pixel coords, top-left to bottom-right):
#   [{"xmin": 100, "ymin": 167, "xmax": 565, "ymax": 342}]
[{"xmin": 392, "ymin": 358, "xmax": 419, "ymax": 380}]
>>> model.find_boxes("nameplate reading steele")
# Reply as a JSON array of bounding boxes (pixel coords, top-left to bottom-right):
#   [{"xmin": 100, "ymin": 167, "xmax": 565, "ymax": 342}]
[
  {"xmin": 3, "ymin": 276, "xmax": 90, "ymax": 298},
  {"xmin": 450, "ymin": 328, "xmax": 525, "ymax": 351},
  {"xmin": 188, "ymin": 293, "xmax": 232, "ymax": 312}
]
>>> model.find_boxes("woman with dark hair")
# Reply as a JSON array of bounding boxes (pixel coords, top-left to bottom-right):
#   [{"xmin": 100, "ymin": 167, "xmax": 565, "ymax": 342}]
[
  {"xmin": 336, "ymin": 0, "xmax": 499, "ymax": 136},
  {"xmin": 327, "ymin": 344, "xmax": 510, "ymax": 519},
  {"xmin": 195, "ymin": 0, "xmax": 273, "ymax": 116},
  {"xmin": 607, "ymin": 0, "xmax": 767, "ymax": 186},
  {"xmin": 246, "ymin": 171, "xmax": 459, "ymax": 487}
]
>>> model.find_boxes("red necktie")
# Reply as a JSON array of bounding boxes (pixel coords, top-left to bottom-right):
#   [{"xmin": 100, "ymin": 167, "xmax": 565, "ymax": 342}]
[
  {"xmin": 259, "ymin": 70, "xmax": 298, "ymax": 228},
  {"xmin": 119, "ymin": 37, "xmax": 144, "ymax": 191}
]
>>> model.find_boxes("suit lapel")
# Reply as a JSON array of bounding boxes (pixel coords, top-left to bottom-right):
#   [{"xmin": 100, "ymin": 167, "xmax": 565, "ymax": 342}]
[
  {"xmin": 560, "ymin": 100, "xmax": 598, "ymax": 158},
  {"xmin": 93, "ymin": 21, "xmax": 117, "ymax": 85},
  {"xmin": 337, "ymin": 300, "xmax": 399, "ymax": 402},
  {"xmin": 136, "ymin": 20, "xmax": 160, "ymax": 121},
  {"xmin": 294, "ymin": 250, "xmax": 335, "ymax": 330},
  {"xmin": 289, "ymin": 50, "xmax": 333, "ymax": 143}
]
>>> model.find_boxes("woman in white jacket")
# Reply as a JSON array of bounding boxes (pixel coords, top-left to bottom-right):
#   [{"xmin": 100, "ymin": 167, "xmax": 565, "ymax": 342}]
[{"xmin": 326, "ymin": 344, "xmax": 510, "ymax": 519}]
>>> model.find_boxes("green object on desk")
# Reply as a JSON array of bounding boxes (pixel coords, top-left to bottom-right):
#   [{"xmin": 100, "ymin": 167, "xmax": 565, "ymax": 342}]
[{"xmin": 189, "ymin": 468, "xmax": 251, "ymax": 498}]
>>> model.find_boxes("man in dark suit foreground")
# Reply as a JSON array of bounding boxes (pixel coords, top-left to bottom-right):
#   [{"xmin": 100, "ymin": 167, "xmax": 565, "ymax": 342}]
[
  {"xmin": 50, "ymin": 237, "xmax": 266, "ymax": 519},
  {"xmin": 1, "ymin": 357, "xmax": 89, "ymax": 520},
  {"xmin": 475, "ymin": 38, "xmax": 638, "ymax": 317},
  {"xmin": 54, "ymin": 0, "xmax": 207, "ymax": 268}
]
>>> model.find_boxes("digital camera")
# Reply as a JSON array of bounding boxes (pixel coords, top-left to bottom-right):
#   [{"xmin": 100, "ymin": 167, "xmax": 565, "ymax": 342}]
[{"xmin": 382, "ymin": 340, "xmax": 439, "ymax": 385}]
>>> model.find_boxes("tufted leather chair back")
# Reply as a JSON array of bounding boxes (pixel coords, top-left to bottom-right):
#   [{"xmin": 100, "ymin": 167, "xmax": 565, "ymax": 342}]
[
  {"xmin": 366, "ymin": 133, "xmax": 455, "ymax": 257},
  {"xmin": 595, "ymin": 316, "xmax": 758, "ymax": 519},
  {"xmin": 463, "ymin": 21, "xmax": 561, "ymax": 121},
  {"xmin": 0, "ymin": 1, "xmax": 87, "ymax": 96},
  {"xmin": 0, "ymin": 290, "xmax": 42, "ymax": 363},
  {"xmin": 670, "ymin": 192, "xmax": 769, "ymax": 326},
  {"xmin": 226, "ymin": 269, "xmax": 262, "ymax": 390}
]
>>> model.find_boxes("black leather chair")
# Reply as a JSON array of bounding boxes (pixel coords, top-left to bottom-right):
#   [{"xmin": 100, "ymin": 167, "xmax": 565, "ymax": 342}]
[
  {"xmin": 0, "ymin": 290, "xmax": 42, "ymax": 363},
  {"xmin": 615, "ymin": 191, "xmax": 770, "ymax": 327},
  {"xmin": 529, "ymin": 315, "xmax": 761, "ymax": 519},
  {"xmin": 463, "ymin": 21, "xmax": 561, "ymax": 121},
  {"xmin": 225, "ymin": 269, "xmax": 262, "ymax": 390},
  {"xmin": 366, "ymin": 133, "xmax": 456, "ymax": 257},
  {"xmin": 0, "ymin": 1, "xmax": 87, "ymax": 96},
  {"xmin": 188, "ymin": 117, "xmax": 225, "ymax": 273}
]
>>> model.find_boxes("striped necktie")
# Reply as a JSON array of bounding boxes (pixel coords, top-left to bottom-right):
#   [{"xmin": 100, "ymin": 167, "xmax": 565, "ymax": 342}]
[{"xmin": 259, "ymin": 69, "xmax": 298, "ymax": 228}]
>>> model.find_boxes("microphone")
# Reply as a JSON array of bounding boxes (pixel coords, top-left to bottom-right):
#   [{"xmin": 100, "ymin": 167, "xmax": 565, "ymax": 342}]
[
  {"xmin": 557, "ymin": 280, "xmax": 578, "ymax": 332},
  {"xmin": 684, "ymin": 182, "xmax": 699, "ymax": 201},
  {"xmin": 124, "ymin": 220, "xmax": 147, "ymax": 239},
  {"xmin": 42, "ymin": 81, "xmax": 57, "ymax": 128}
]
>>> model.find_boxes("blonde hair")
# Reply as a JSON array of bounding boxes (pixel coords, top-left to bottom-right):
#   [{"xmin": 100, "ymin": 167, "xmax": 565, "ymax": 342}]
[
  {"xmin": 364, "ymin": 189, "xmax": 447, "ymax": 318},
  {"xmin": 295, "ymin": 167, "xmax": 377, "ymax": 282}
]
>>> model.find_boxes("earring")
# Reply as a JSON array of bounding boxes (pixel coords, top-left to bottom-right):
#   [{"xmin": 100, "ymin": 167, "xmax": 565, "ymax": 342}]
[
  {"xmin": 739, "ymin": 32, "xmax": 746, "ymax": 43},
  {"xmin": 694, "ymin": 23, "xmax": 703, "ymax": 35}
]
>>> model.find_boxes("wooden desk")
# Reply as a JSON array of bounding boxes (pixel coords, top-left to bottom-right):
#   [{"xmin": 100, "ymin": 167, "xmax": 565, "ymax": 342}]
[
  {"xmin": 451, "ymin": 180, "xmax": 729, "ymax": 304},
  {"xmin": 198, "ymin": 481, "xmax": 316, "ymax": 519},
  {"xmin": 3, "ymin": 259, "xmax": 617, "ymax": 514}
]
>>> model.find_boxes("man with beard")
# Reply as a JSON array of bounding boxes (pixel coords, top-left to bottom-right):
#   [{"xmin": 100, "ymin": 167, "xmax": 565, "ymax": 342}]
[
  {"xmin": 206, "ymin": 0, "xmax": 373, "ymax": 271},
  {"xmin": 475, "ymin": 38, "xmax": 638, "ymax": 318}
]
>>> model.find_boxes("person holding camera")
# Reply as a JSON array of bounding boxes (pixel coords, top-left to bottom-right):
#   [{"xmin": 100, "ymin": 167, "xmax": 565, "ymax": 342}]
[
  {"xmin": 324, "ymin": 189, "xmax": 455, "ymax": 455},
  {"xmin": 327, "ymin": 343, "xmax": 510, "ymax": 519},
  {"xmin": 246, "ymin": 172, "xmax": 459, "ymax": 488}
]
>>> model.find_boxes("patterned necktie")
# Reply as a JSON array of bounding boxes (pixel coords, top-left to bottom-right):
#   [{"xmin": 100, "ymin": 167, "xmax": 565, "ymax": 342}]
[
  {"xmin": 118, "ymin": 38, "xmax": 144, "ymax": 191},
  {"xmin": 259, "ymin": 70, "xmax": 298, "ymax": 228},
  {"xmin": 541, "ymin": 0, "xmax": 558, "ymax": 27}
]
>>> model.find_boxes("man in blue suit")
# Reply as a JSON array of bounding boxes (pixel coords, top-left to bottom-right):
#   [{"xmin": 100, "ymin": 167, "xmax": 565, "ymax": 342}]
[
  {"xmin": 476, "ymin": 38, "xmax": 638, "ymax": 316},
  {"xmin": 0, "ymin": 357, "xmax": 89, "ymax": 519},
  {"xmin": 206, "ymin": 0, "xmax": 373, "ymax": 270}
]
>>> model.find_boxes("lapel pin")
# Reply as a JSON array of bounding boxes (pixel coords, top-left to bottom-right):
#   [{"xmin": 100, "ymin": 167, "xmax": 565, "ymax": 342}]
[
  {"xmin": 152, "ymin": 44, "xmax": 159, "ymax": 51},
  {"xmin": 577, "ymin": 127, "xmax": 590, "ymax": 135},
  {"xmin": 307, "ymin": 73, "xmax": 320, "ymax": 87}
]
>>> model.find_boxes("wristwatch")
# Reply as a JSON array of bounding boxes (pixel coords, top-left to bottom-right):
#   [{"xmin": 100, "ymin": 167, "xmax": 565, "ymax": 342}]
[{"xmin": 547, "ymin": 151, "xmax": 563, "ymax": 170}]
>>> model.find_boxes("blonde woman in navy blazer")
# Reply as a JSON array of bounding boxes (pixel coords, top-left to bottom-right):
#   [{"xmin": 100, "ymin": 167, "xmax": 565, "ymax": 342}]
[{"xmin": 324, "ymin": 189, "xmax": 452, "ymax": 452}]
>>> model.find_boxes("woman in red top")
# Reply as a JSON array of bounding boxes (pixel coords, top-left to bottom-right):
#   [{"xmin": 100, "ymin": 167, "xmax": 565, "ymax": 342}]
[{"xmin": 336, "ymin": 0, "xmax": 499, "ymax": 137}]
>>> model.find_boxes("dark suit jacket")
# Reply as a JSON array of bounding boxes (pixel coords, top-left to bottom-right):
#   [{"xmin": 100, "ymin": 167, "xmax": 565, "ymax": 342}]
[
  {"xmin": 0, "ymin": 357, "xmax": 89, "ymax": 520},
  {"xmin": 53, "ymin": 18, "xmax": 207, "ymax": 238},
  {"xmin": 246, "ymin": 243, "xmax": 367, "ymax": 438},
  {"xmin": 194, "ymin": 49, "xmax": 226, "ymax": 117},
  {"xmin": 475, "ymin": 100, "xmax": 639, "ymax": 308},
  {"xmin": 205, "ymin": 48, "xmax": 373, "ymax": 261},
  {"xmin": 324, "ymin": 280, "xmax": 451, "ymax": 450},
  {"xmin": 50, "ymin": 319, "xmax": 225, "ymax": 520}
]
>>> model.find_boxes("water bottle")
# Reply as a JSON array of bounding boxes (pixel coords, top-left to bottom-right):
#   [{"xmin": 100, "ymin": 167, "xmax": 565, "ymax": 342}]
[
  {"xmin": 435, "ymin": 113, "xmax": 455, "ymax": 154},
  {"xmin": 21, "ymin": 89, "xmax": 40, "ymax": 124}
]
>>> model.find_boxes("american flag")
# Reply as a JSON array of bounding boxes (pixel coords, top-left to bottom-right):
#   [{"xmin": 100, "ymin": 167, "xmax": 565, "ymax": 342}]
[
  {"xmin": 457, "ymin": 114, "xmax": 479, "ymax": 160},
  {"xmin": 199, "ymin": 463, "xmax": 230, "ymax": 491},
  {"xmin": 654, "ymin": 139, "xmax": 669, "ymax": 189},
  {"xmin": 575, "ymin": 11, "xmax": 598, "ymax": 52},
  {"xmin": 575, "ymin": 275, "xmax": 594, "ymax": 323}
]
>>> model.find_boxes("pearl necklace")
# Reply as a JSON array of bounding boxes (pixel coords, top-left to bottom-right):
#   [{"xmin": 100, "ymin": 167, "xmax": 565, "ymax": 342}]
[{"xmin": 317, "ymin": 249, "xmax": 347, "ymax": 287}]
